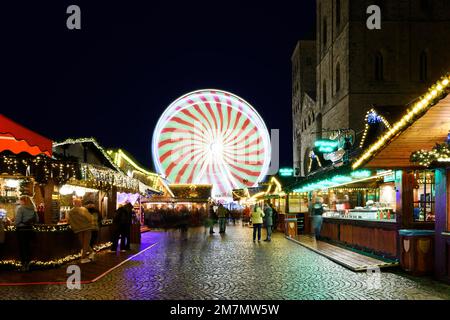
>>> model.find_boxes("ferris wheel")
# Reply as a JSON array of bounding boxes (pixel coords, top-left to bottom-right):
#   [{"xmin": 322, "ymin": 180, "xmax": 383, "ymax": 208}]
[{"xmin": 152, "ymin": 89, "xmax": 271, "ymax": 197}]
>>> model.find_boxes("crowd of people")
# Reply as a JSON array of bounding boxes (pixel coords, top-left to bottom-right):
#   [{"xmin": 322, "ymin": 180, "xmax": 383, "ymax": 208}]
[
  {"xmin": 67, "ymin": 199, "xmax": 136, "ymax": 264},
  {"xmin": 207, "ymin": 202, "xmax": 279, "ymax": 243},
  {"xmin": 0, "ymin": 195, "xmax": 137, "ymax": 270},
  {"xmin": 1, "ymin": 197, "xmax": 282, "ymax": 271}
]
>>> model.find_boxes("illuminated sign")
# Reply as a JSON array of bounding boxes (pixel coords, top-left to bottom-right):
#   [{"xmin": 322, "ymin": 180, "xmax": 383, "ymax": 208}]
[
  {"xmin": 350, "ymin": 170, "xmax": 371, "ymax": 178},
  {"xmin": 292, "ymin": 170, "xmax": 393, "ymax": 193},
  {"xmin": 314, "ymin": 140, "xmax": 339, "ymax": 153},
  {"xmin": 279, "ymin": 168, "xmax": 294, "ymax": 177}
]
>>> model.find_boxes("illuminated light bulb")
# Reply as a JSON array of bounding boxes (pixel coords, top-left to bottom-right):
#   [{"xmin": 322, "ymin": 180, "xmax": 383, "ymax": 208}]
[
  {"xmin": 443, "ymin": 79, "xmax": 449, "ymax": 86},
  {"xmin": 431, "ymin": 90, "xmax": 438, "ymax": 97},
  {"xmin": 437, "ymin": 84, "xmax": 443, "ymax": 91}
]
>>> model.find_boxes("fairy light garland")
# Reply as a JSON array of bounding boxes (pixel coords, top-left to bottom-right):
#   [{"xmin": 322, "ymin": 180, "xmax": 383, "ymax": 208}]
[
  {"xmin": 0, "ymin": 242, "xmax": 113, "ymax": 268},
  {"xmin": 53, "ymin": 138, "xmax": 141, "ymax": 193},
  {"xmin": 359, "ymin": 109, "xmax": 392, "ymax": 148},
  {"xmin": 353, "ymin": 74, "xmax": 450, "ymax": 169},
  {"xmin": 6, "ymin": 222, "xmax": 112, "ymax": 232},
  {"xmin": 0, "ymin": 154, "xmax": 80, "ymax": 185},
  {"xmin": 54, "ymin": 137, "xmax": 123, "ymax": 172}
]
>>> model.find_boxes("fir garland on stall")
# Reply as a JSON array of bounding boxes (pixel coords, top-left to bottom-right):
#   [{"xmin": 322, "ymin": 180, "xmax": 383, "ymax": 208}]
[{"xmin": 410, "ymin": 143, "xmax": 450, "ymax": 167}]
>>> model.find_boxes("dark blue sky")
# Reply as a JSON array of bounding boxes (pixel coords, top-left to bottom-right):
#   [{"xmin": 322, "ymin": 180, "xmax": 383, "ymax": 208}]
[{"xmin": 1, "ymin": 0, "xmax": 316, "ymax": 170}]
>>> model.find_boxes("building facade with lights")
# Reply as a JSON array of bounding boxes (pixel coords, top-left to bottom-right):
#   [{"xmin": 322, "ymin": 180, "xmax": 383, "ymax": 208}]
[
  {"xmin": 288, "ymin": 73, "xmax": 450, "ymax": 282},
  {"xmin": 293, "ymin": 0, "xmax": 450, "ymax": 177}
]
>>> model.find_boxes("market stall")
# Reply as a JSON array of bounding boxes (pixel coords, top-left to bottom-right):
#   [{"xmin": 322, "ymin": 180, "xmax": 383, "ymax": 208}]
[
  {"xmin": 142, "ymin": 184, "xmax": 212, "ymax": 228},
  {"xmin": 0, "ymin": 115, "xmax": 91, "ymax": 269},
  {"xmin": 290, "ymin": 168, "xmax": 399, "ymax": 258},
  {"xmin": 350, "ymin": 73, "xmax": 450, "ymax": 280}
]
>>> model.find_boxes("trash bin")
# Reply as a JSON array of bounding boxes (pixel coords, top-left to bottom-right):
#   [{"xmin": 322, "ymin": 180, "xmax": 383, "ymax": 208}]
[
  {"xmin": 285, "ymin": 214, "xmax": 297, "ymax": 238},
  {"xmin": 399, "ymin": 229, "xmax": 435, "ymax": 276}
]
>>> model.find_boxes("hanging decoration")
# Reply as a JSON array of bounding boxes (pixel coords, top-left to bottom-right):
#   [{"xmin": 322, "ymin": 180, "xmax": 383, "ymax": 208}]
[
  {"xmin": 410, "ymin": 142, "xmax": 450, "ymax": 167},
  {"xmin": 359, "ymin": 108, "xmax": 392, "ymax": 148},
  {"xmin": 307, "ymin": 150, "xmax": 322, "ymax": 174},
  {"xmin": 0, "ymin": 153, "xmax": 80, "ymax": 185}
]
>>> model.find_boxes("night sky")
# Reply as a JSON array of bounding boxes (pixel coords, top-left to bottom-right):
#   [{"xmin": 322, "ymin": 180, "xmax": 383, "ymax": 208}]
[{"xmin": 1, "ymin": 0, "xmax": 316, "ymax": 170}]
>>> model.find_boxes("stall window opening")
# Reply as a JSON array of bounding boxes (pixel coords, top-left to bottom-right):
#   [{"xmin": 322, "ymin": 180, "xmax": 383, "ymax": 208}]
[{"xmin": 412, "ymin": 170, "xmax": 435, "ymax": 222}]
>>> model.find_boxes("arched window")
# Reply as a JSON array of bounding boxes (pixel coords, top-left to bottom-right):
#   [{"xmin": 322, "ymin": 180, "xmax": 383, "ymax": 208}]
[
  {"xmin": 323, "ymin": 81, "xmax": 327, "ymax": 105},
  {"xmin": 375, "ymin": 52, "xmax": 384, "ymax": 81},
  {"xmin": 420, "ymin": 51, "xmax": 428, "ymax": 82},
  {"xmin": 312, "ymin": 111, "xmax": 315, "ymax": 122},
  {"xmin": 336, "ymin": 0, "xmax": 341, "ymax": 27},
  {"xmin": 323, "ymin": 18, "xmax": 328, "ymax": 49},
  {"xmin": 336, "ymin": 63, "xmax": 341, "ymax": 93},
  {"xmin": 308, "ymin": 115, "xmax": 311, "ymax": 126}
]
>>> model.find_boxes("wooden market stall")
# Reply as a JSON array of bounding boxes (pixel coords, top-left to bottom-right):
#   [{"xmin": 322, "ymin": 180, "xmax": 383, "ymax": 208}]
[
  {"xmin": 0, "ymin": 115, "xmax": 87, "ymax": 269},
  {"xmin": 351, "ymin": 73, "xmax": 450, "ymax": 280},
  {"xmin": 285, "ymin": 74, "xmax": 450, "ymax": 265},
  {"xmin": 141, "ymin": 184, "xmax": 212, "ymax": 228}
]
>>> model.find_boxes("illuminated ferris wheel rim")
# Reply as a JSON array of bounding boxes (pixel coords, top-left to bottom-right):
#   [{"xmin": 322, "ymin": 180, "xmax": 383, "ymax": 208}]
[{"xmin": 152, "ymin": 89, "xmax": 272, "ymax": 189}]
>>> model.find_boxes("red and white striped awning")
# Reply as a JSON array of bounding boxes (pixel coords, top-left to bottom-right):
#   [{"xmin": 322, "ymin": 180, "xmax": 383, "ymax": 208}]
[{"xmin": 0, "ymin": 114, "xmax": 52, "ymax": 157}]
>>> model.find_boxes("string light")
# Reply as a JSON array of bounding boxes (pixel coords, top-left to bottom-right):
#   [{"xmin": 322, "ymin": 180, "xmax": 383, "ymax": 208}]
[
  {"xmin": 411, "ymin": 143, "xmax": 450, "ymax": 167},
  {"xmin": 353, "ymin": 73, "xmax": 450, "ymax": 169},
  {"xmin": 0, "ymin": 242, "xmax": 112, "ymax": 269},
  {"xmin": 0, "ymin": 154, "xmax": 79, "ymax": 185},
  {"xmin": 360, "ymin": 109, "xmax": 392, "ymax": 148}
]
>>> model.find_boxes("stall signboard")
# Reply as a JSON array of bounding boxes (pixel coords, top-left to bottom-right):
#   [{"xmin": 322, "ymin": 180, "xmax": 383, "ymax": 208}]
[
  {"xmin": 315, "ymin": 139, "xmax": 339, "ymax": 153},
  {"xmin": 279, "ymin": 168, "xmax": 294, "ymax": 177},
  {"xmin": 383, "ymin": 172, "xmax": 395, "ymax": 183}
]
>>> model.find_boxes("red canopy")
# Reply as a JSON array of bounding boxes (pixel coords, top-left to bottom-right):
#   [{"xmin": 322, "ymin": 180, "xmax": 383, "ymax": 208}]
[{"xmin": 0, "ymin": 114, "xmax": 52, "ymax": 157}]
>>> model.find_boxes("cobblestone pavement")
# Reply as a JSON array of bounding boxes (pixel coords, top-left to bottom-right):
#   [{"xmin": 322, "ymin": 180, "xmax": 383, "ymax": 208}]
[{"xmin": 0, "ymin": 224, "xmax": 449, "ymax": 300}]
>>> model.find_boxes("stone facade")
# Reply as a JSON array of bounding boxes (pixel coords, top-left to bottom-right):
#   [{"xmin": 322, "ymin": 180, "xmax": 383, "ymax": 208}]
[
  {"xmin": 292, "ymin": 41, "xmax": 316, "ymax": 176},
  {"xmin": 293, "ymin": 0, "xmax": 450, "ymax": 176}
]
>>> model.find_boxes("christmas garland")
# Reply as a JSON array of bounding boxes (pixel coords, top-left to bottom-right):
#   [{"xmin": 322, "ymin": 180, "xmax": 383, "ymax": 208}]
[{"xmin": 410, "ymin": 143, "xmax": 450, "ymax": 167}]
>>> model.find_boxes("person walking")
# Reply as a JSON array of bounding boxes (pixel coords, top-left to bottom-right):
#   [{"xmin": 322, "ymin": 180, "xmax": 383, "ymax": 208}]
[
  {"xmin": 270, "ymin": 204, "xmax": 278, "ymax": 231},
  {"xmin": 14, "ymin": 196, "xmax": 39, "ymax": 271},
  {"xmin": 68, "ymin": 198, "xmax": 94, "ymax": 264},
  {"xmin": 111, "ymin": 202, "xmax": 133, "ymax": 252},
  {"xmin": 242, "ymin": 205, "xmax": 251, "ymax": 226},
  {"xmin": 208, "ymin": 205, "xmax": 217, "ymax": 234},
  {"xmin": 217, "ymin": 203, "xmax": 227, "ymax": 234},
  {"xmin": 251, "ymin": 205, "xmax": 265, "ymax": 242},
  {"xmin": 84, "ymin": 201, "xmax": 101, "ymax": 250},
  {"xmin": 263, "ymin": 203, "xmax": 273, "ymax": 242},
  {"xmin": 311, "ymin": 197, "xmax": 324, "ymax": 240}
]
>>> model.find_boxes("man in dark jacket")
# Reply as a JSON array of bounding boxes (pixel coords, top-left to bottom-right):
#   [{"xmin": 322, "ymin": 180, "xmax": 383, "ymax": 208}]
[
  {"xmin": 111, "ymin": 202, "xmax": 133, "ymax": 252},
  {"xmin": 263, "ymin": 203, "xmax": 273, "ymax": 242}
]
